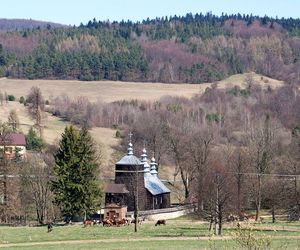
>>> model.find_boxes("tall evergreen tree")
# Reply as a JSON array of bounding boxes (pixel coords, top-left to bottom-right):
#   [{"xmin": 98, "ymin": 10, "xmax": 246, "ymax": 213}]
[{"xmin": 51, "ymin": 126, "xmax": 101, "ymax": 220}]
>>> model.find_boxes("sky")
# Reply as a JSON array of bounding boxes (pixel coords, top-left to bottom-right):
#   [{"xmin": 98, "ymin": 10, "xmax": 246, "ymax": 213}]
[{"xmin": 1, "ymin": 0, "xmax": 299, "ymax": 26}]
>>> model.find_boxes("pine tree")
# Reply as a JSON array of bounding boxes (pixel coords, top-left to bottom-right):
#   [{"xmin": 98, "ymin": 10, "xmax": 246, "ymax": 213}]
[
  {"xmin": 25, "ymin": 127, "xmax": 45, "ymax": 151},
  {"xmin": 51, "ymin": 126, "xmax": 102, "ymax": 220}
]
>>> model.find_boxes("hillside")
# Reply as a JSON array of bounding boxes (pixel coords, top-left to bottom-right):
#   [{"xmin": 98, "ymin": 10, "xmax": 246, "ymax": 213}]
[
  {"xmin": 0, "ymin": 18, "xmax": 65, "ymax": 32},
  {"xmin": 0, "ymin": 73, "xmax": 282, "ymax": 103},
  {"xmin": 0, "ymin": 13, "xmax": 299, "ymax": 85}
]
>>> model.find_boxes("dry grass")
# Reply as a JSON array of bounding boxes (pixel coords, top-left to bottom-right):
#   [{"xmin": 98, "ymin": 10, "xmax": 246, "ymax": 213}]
[
  {"xmin": 0, "ymin": 78, "xmax": 201, "ymax": 103},
  {"xmin": 0, "ymin": 102, "xmax": 118, "ymax": 166},
  {"xmin": 0, "ymin": 73, "xmax": 283, "ymax": 103}
]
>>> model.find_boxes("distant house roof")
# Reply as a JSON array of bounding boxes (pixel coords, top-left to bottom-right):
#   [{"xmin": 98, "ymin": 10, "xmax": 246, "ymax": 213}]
[
  {"xmin": 144, "ymin": 174, "xmax": 170, "ymax": 196},
  {"xmin": 0, "ymin": 133, "xmax": 26, "ymax": 146},
  {"xmin": 104, "ymin": 183, "xmax": 129, "ymax": 194},
  {"xmin": 116, "ymin": 155, "xmax": 142, "ymax": 166}
]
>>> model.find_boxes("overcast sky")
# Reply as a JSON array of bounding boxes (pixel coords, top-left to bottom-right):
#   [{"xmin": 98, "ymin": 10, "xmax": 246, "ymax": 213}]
[{"xmin": 1, "ymin": 0, "xmax": 299, "ymax": 25}]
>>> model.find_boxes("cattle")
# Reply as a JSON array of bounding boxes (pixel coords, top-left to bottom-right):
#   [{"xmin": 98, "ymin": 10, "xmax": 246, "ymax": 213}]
[
  {"xmin": 131, "ymin": 218, "xmax": 143, "ymax": 225},
  {"xmin": 227, "ymin": 214, "xmax": 238, "ymax": 222},
  {"xmin": 102, "ymin": 219, "xmax": 113, "ymax": 227},
  {"xmin": 155, "ymin": 219, "xmax": 166, "ymax": 226},
  {"xmin": 83, "ymin": 220, "xmax": 94, "ymax": 227},
  {"xmin": 115, "ymin": 218, "xmax": 126, "ymax": 227},
  {"xmin": 47, "ymin": 222, "xmax": 53, "ymax": 232}
]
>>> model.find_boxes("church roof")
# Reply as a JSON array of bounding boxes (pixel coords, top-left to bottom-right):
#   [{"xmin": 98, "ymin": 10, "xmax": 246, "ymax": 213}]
[
  {"xmin": 140, "ymin": 147, "xmax": 170, "ymax": 195},
  {"xmin": 144, "ymin": 173, "xmax": 170, "ymax": 195},
  {"xmin": 104, "ymin": 183, "xmax": 129, "ymax": 194},
  {"xmin": 116, "ymin": 138, "xmax": 143, "ymax": 166},
  {"xmin": 116, "ymin": 155, "xmax": 142, "ymax": 165}
]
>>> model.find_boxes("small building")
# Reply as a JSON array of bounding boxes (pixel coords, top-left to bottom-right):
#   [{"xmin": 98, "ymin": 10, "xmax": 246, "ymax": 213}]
[
  {"xmin": 103, "ymin": 183, "xmax": 129, "ymax": 220},
  {"xmin": 0, "ymin": 133, "xmax": 26, "ymax": 160},
  {"xmin": 109, "ymin": 138, "xmax": 170, "ymax": 212}
]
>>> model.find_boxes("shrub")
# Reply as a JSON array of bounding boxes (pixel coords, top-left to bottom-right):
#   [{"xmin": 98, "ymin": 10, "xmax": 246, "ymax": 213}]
[
  {"xmin": 8, "ymin": 95, "xmax": 15, "ymax": 101},
  {"xmin": 19, "ymin": 96, "xmax": 25, "ymax": 104},
  {"xmin": 111, "ymin": 124, "xmax": 119, "ymax": 130},
  {"xmin": 115, "ymin": 130, "xmax": 121, "ymax": 138},
  {"xmin": 26, "ymin": 127, "xmax": 45, "ymax": 151}
]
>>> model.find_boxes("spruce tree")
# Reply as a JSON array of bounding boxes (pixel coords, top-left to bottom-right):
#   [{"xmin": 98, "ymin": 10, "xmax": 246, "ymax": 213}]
[{"xmin": 52, "ymin": 126, "xmax": 101, "ymax": 220}]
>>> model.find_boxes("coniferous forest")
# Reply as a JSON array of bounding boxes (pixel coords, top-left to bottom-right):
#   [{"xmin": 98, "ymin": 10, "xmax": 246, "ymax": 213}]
[{"xmin": 0, "ymin": 13, "xmax": 300, "ymax": 84}]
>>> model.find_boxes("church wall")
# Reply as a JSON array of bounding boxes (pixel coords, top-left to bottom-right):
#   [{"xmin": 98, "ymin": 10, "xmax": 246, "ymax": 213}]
[{"xmin": 115, "ymin": 164, "xmax": 148, "ymax": 211}]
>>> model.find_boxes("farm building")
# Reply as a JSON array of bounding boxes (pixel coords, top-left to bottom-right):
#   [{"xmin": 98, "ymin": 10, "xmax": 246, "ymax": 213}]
[
  {"xmin": 0, "ymin": 133, "xmax": 26, "ymax": 160},
  {"xmin": 104, "ymin": 139, "xmax": 170, "ymax": 216}
]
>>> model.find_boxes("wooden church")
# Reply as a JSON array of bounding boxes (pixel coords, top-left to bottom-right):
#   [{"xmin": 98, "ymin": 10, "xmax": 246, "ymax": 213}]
[{"xmin": 104, "ymin": 137, "xmax": 170, "ymax": 216}]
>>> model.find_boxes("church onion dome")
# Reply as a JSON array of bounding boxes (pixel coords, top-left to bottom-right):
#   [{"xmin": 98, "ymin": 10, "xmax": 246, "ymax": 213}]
[
  {"xmin": 145, "ymin": 156, "xmax": 170, "ymax": 194},
  {"xmin": 141, "ymin": 148, "xmax": 150, "ymax": 174},
  {"xmin": 127, "ymin": 142, "xmax": 133, "ymax": 155},
  {"xmin": 116, "ymin": 141, "xmax": 142, "ymax": 165},
  {"xmin": 150, "ymin": 157, "xmax": 158, "ymax": 177}
]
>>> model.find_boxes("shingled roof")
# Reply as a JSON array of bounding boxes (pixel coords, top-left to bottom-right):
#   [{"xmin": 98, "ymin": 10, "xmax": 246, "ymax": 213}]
[
  {"xmin": 0, "ymin": 133, "xmax": 26, "ymax": 146},
  {"xmin": 104, "ymin": 183, "xmax": 129, "ymax": 194},
  {"xmin": 144, "ymin": 174, "xmax": 170, "ymax": 195}
]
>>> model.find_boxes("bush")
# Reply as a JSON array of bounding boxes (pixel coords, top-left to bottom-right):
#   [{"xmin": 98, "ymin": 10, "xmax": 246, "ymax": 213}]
[
  {"xmin": 115, "ymin": 130, "xmax": 121, "ymax": 138},
  {"xmin": 19, "ymin": 96, "xmax": 25, "ymax": 104},
  {"xmin": 26, "ymin": 127, "xmax": 45, "ymax": 151},
  {"xmin": 8, "ymin": 95, "xmax": 15, "ymax": 101},
  {"xmin": 111, "ymin": 124, "xmax": 119, "ymax": 130}
]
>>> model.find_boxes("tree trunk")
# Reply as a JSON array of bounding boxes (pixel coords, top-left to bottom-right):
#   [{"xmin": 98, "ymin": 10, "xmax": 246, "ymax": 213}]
[
  {"xmin": 271, "ymin": 204, "xmax": 275, "ymax": 223},
  {"xmin": 218, "ymin": 207, "xmax": 222, "ymax": 236},
  {"xmin": 134, "ymin": 203, "xmax": 138, "ymax": 233},
  {"xmin": 237, "ymin": 175, "xmax": 241, "ymax": 214},
  {"xmin": 255, "ymin": 175, "xmax": 262, "ymax": 221},
  {"xmin": 180, "ymin": 167, "xmax": 189, "ymax": 199}
]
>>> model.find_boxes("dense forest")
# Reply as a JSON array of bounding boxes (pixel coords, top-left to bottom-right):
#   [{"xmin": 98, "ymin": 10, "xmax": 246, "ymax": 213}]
[{"xmin": 0, "ymin": 13, "xmax": 300, "ymax": 83}]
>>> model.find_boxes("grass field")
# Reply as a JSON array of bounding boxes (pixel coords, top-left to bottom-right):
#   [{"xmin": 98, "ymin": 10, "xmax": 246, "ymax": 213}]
[
  {"xmin": 0, "ymin": 219, "xmax": 299, "ymax": 249},
  {"xmin": 0, "ymin": 73, "xmax": 283, "ymax": 103},
  {"xmin": 0, "ymin": 102, "xmax": 118, "ymax": 166}
]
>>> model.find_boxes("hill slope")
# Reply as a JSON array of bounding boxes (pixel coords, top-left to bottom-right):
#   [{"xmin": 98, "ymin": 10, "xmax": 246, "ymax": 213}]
[
  {"xmin": 0, "ymin": 13, "xmax": 299, "ymax": 84},
  {"xmin": 0, "ymin": 18, "xmax": 65, "ymax": 32},
  {"xmin": 0, "ymin": 73, "xmax": 283, "ymax": 103}
]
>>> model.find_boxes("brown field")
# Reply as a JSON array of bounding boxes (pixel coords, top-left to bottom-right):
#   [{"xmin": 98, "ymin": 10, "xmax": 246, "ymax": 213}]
[{"xmin": 0, "ymin": 73, "xmax": 283, "ymax": 103}]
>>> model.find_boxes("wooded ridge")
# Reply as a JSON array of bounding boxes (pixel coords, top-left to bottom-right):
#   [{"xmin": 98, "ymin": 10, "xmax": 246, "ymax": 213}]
[{"xmin": 0, "ymin": 13, "xmax": 299, "ymax": 84}]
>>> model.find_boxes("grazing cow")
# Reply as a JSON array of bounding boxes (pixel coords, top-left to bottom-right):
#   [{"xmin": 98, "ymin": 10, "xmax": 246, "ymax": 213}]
[
  {"xmin": 155, "ymin": 219, "xmax": 166, "ymax": 226},
  {"xmin": 131, "ymin": 218, "xmax": 143, "ymax": 225},
  {"xmin": 102, "ymin": 219, "xmax": 113, "ymax": 227},
  {"xmin": 47, "ymin": 222, "xmax": 53, "ymax": 233},
  {"xmin": 238, "ymin": 212, "xmax": 249, "ymax": 221},
  {"xmin": 115, "ymin": 218, "xmax": 126, "ymax": 227},
  {"xmin": 227, "ymin": 214, "xmax": 238, "ymax": 222},
  {"xmin": 83, "ymin": 220, "xmax": 94, "ymax": 227}
]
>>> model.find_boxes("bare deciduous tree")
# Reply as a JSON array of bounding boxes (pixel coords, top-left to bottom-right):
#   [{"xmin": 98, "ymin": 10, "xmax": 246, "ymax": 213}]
[
  {"xmin": 246, "ymin": 115, "xmax": 276, "ymax": 221},
  {"xmin": 20, "ymin": 153, "xmax": 53, "ymax": 224},
  {"xmin": 26, "ymin": 87, "xmax": 45, "ymax": 138},
  {"xmin": 8, "ymin": 109, "xmax": 20, "ymax": 132}
]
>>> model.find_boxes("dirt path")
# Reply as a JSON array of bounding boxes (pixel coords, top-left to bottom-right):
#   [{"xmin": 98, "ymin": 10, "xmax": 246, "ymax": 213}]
[{"xmin": 1, "ymin": 235, "xmax": 300, "ymax": 248}]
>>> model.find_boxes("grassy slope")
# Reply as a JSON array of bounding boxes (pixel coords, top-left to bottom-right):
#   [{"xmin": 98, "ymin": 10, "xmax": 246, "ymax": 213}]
[
  {"xmin": 0, "ymin": 73, "xmax": 283, "ymax": 103},
  {"xmin": 0, "ymin": 102, "xmax": 119, "ymax": 167}
]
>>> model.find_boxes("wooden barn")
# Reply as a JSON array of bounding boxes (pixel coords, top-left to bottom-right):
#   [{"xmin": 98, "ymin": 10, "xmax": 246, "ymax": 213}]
[
  {"xmin": 103, "ymin": 183, "xmax": 129, "ymax": 220},
  {"xmin": 104, "ymin": 139, "xmax": 170, "ymax": 212}
]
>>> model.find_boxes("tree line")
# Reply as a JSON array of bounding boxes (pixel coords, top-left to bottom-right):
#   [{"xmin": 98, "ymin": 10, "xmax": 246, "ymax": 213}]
[{"xmin": 0, "ymin": 13, "xmax": 299, "ymax": 83}]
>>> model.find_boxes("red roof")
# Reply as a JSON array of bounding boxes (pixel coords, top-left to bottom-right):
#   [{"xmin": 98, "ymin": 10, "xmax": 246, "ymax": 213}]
[
  {"xmin": 0, "ymin": 133, "xmax": 26, "ymax": 146},
  {"xmin": 104, "ymin": 183, "xmax": 129, "ymax": 194}
]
